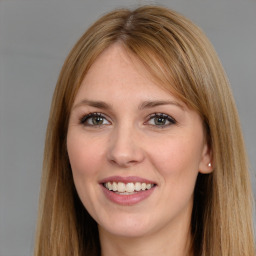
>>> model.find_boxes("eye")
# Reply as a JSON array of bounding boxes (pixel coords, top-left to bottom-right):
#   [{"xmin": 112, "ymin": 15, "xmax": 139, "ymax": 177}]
[
  {"xmin": 80, "ymin": 113, "xmax": 111, "ymax": 126},
  {"xmin": 146, "ymin": 113, "xmax": 176, "ymax": 127}
]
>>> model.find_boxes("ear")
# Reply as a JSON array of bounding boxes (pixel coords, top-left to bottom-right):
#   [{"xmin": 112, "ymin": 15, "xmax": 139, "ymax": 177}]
[{"xmin": 198, "ymin": 142, "xmax": 213, "ymax": 174}]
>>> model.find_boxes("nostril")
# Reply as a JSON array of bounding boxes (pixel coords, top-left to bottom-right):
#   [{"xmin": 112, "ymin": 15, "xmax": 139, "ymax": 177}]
[
  {"xmin": 107, "ymin": 149, "xmax": 144, "ymax": 167},
  {"xmin": 109, "ymin": 158, "xmax": 139, "ymax": 168},
  {"xmin": 106, "ymin": 130, "xmax": 145, "ymax": 166}
]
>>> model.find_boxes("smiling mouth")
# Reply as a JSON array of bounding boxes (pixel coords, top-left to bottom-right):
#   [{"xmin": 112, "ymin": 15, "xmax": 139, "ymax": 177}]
[{"xmin": 103, "ymin": 181, "xmax": 156, "ymax": 195}]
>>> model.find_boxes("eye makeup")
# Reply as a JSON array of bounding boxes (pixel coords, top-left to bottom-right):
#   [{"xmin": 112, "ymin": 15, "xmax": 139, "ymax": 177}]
[
  {"xmin": 146, "ymin": 113, "xmax": 177, "ymax": 128},
  {"xmin": 80, "ymin": 112, "xmax": 111, "ymax": 126}
]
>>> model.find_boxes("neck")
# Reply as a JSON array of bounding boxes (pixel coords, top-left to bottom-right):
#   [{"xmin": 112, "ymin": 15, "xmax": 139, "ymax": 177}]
[{"xmin": 99, "ymin": 218, "xmax": 193, "ymax": 256}]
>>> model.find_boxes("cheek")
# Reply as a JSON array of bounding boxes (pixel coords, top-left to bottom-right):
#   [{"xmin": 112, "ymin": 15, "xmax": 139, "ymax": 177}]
[
  {"xmin": 143, "ymin": 135, "xmax": 203, "ymax": 227},
  {"xmin": 66, "ymin": 131, "xmax": 104, "ymax": 212},
  {"xmin": 148, "ymin": 135, "xmax": 204, "ymax": 180},
  {"xmin": 67, "ymin": 132, "xmax": 104, "ymax": 177}
]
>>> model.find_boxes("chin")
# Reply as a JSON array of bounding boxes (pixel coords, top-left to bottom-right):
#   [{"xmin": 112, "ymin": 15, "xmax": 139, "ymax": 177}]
[{"xmin": 98, "ymin": 213, "xmax": 153, "ymax": 238}]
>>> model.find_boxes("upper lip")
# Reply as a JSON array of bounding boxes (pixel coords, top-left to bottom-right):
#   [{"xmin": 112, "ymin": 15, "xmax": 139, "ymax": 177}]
[{"xmin": 99, "ymin": 176, "xmax": 157, "ymax": 185}]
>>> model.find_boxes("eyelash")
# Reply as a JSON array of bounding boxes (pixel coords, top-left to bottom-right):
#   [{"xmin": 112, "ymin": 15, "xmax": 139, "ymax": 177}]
[
  {"xmin": 79, "ymin": 112, "xmax": 177, "ymax": 128},
  {"xmin": 146, "ymin": 113, "xmax": 177, "ymax": 128},
  {"xmin": 80, "ymin": 112, "xmax": 110, "ymax": 126}
]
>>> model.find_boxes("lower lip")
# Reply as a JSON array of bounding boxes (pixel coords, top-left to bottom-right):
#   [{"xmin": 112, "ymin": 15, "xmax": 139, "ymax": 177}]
[{"xmin": 101, "ymin": 185, "xmax": 156, "ymax": 206}]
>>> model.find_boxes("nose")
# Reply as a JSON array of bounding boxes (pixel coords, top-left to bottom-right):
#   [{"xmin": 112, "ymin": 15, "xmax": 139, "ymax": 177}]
[{"xmin": 107, "ymin": 124, "xmax": 145, "ymax": 168}]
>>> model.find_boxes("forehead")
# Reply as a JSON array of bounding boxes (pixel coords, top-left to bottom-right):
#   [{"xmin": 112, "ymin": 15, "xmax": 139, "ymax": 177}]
[{"xmin": 74, "ymin": 43, "xmax": 182, "ymax": 106}]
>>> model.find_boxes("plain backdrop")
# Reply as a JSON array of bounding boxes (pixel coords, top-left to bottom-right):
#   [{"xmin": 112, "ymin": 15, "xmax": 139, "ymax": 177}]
[{"xmin": 0, "ymin": 0, "xmax": 255, "ymax": 255}]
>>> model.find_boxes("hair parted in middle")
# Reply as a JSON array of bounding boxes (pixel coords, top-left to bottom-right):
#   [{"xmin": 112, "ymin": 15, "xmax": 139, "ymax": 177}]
[{"xmin": 34, "ymin": 5, "xmax": 254, "ymax": 256}]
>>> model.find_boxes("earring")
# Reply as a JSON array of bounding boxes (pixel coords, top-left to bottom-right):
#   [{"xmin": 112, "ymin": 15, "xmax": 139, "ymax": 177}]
[{"xmin": 208, "ymin": 162, "xmax": 212, "ymax": 167}]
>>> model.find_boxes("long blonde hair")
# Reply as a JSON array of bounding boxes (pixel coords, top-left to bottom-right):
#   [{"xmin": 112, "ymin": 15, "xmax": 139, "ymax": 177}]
[{"xmin": 34, "ymin": 5, "xmax": 255, "ymax": 256}]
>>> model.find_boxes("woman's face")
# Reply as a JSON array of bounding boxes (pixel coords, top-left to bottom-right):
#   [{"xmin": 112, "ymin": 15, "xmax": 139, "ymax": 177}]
[{"xmin": 67, "ymin": 44, "xmax": 212, "ymax": 239}]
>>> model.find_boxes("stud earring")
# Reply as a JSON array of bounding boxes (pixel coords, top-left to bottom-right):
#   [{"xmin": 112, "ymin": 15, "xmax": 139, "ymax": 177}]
[{"xmin": 208, "ymin": 162, "xmax": 212, "ymax": 167}]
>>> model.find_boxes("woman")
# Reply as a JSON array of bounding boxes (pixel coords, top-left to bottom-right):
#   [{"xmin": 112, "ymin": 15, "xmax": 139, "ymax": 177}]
[{"xmin": 34, "ymin": 5, "xmax": 255, "ymax": 256}]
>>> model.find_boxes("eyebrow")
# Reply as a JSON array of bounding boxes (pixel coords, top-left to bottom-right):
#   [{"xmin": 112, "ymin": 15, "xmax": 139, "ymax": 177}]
[
  {"xmin": 72, "ymin": 99, "xmax": 184, "ymax": 111},
  {"xmin": 138, "ymin": 100, "xmax": 184, "ymax": 110},
  {"xmin": 72, "ymin": 99, "xmax": 112, "ymax": 110}
]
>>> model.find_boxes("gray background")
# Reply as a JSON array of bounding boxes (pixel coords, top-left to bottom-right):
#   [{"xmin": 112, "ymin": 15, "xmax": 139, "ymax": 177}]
[{"xmin": 0, "ymin": 0, "xmax": 255, "ymax": 255}]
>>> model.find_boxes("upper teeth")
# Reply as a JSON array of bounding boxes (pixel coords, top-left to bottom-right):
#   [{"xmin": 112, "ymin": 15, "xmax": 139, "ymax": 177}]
[{"xmin": 104, "ymin": 182, "xmax": 154, "ymax": 193}]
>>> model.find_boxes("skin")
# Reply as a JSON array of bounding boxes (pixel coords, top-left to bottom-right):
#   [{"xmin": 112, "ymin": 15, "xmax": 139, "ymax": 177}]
[{"xmin": 67, "ymin": 43, "xmax": 212, "ymax": 256}]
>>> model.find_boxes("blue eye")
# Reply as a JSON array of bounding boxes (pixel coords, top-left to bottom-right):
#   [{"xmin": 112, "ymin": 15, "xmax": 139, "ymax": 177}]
[
  {"xmin": 147, "ymin": 113, "xmax": 176, "ymax": 127},
  {"xmin": 80, "ymin": 113, "xmax": 110, "ymax": 126}
]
